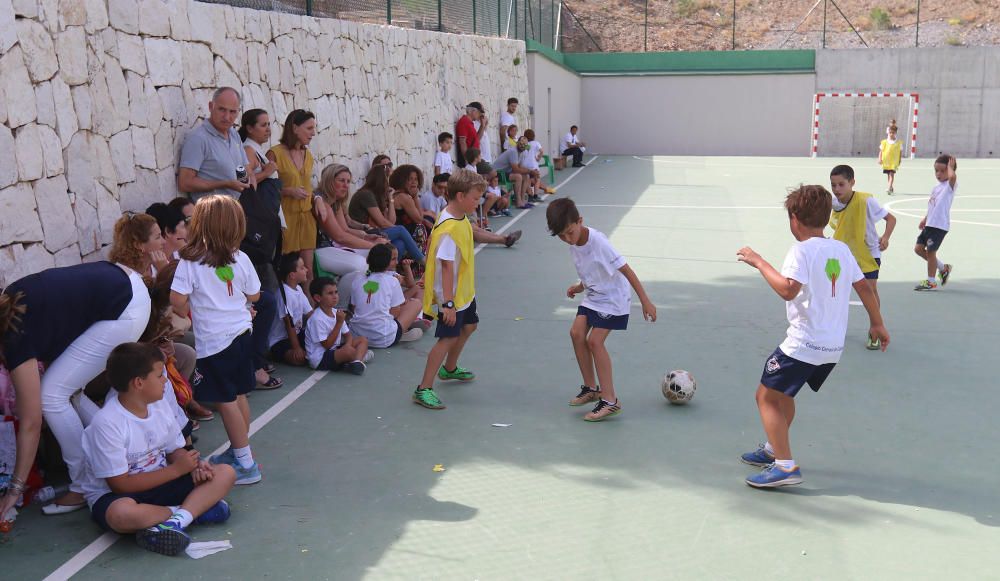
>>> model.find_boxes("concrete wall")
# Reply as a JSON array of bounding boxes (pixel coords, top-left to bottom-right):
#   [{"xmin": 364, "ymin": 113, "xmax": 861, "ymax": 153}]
[
  {"xmin": 526, "ymin": 53, "xmax": 581, "ymax": 157},
  {"xmin": 816, "ymin": 48, "xmax": 1000, "ymax": 158},
  {"xmin": 0, "ymin": 0, "xmax": 529, "ymax": 287},
  {"xmin": 579, "ymin": 73, "xmax": 816, "ymax": 156}
]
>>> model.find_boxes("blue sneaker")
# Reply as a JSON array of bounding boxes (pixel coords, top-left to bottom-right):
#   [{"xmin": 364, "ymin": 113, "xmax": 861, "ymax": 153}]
[
  {"xmin": 193, "ymin": 500, "xmax": 231, "ymax": 525},
  {"xmin": 136, "ymin": 521, "xmax": 191, "ymax": 556},
  {"xmin": 234, "ymin": 462, "xmax": 262, "ymax": 486},
  {"xmin": 740, "ymin": 444, "xmax": 775, "ymax": 467},
  {"xmin": 208, "ymin": 448, "xmax": 235, "ymax": 466},
  {"xmin": 746, "ymin": 464, "xmax": 803, "ymax": 489}
]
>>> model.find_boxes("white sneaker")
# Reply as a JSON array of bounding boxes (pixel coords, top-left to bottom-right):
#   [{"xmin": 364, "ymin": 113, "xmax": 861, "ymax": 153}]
[
  {"xmin": 363, "ymin": 350, "xmax": 375, "ymax": 363},
  {"xmin": 401, "ymin": 327, "xmax": 424, "ymax": 342}
]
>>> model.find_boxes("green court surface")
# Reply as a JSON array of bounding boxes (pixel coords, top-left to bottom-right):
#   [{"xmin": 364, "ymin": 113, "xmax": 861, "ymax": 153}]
[{"xmin": 5, "ymin": 155, "xmax": 1000, "ymax": 580}]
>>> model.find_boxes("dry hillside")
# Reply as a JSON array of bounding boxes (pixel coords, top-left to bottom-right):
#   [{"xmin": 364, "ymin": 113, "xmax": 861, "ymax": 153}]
[{"xmin": 562, "ymin": 0, "xmax": 1000, "ymax": 52}]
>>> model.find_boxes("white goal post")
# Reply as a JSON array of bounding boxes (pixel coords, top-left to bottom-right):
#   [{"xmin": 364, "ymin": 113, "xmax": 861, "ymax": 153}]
[{"xmin": 811, "ymin": 92, "xmax": 918, "ymax": 159}]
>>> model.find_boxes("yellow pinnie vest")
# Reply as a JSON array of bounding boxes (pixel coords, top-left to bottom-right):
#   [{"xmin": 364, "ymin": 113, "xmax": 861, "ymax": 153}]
[
  {"xmin": 422, "ymin": 214, "xmax": 476, "ymax": 317},
  {"xmin": 880, "ymin": 139, "xmax": 901, "ymax": 171},
  {"xmin": 830, "ymin": 191, "xmax": 879, "ymax": 273}
]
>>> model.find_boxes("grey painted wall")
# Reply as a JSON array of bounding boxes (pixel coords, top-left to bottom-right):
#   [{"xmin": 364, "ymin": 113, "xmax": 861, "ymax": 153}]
[
  {"xmin": 579, "ymin": 73, "xmax": 816, "ymax": 156},
  {"xmin": 816, "ymin": 48, "xmax": 1000, "ymax": 158},
  {"xmin": 526, "ymin": 54, "xmax": 582, "ymax": 158}
]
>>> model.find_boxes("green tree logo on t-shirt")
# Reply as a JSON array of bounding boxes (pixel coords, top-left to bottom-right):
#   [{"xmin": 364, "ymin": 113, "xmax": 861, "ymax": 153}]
[
  {"xmin": 362, "ymin": 279, "xmax": 380, "ymax": 304},
  {"xmin": 215, "ymin": 266, "xmax": 234, "ymax": 296},
  {"xmin": 824, "ymin": 258, "xmax": 841, "ymax": 298}
]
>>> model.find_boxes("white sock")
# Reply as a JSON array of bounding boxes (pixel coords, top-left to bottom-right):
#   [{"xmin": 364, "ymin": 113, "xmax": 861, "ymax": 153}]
[
  {"xmin": 763, "ymin": 442, "xmax": 775, "ymax": 455},
  {"xmin": 233, "ymin": 445, "xmax": 254, "ymax": 469},
  {"xmin": 936, "ymin": 259, "xmax": 945, "ymax": 272},
  {"xmin": 168, "ymin": 505, "xmax": 180, "ymax": 514},
  {"xmin": 165, "ymin": 508, "xmax": 193, "ymax": 529},
  {"xmin": 774, "ymin": 459, "xmax": 796, "ymax": 471}
]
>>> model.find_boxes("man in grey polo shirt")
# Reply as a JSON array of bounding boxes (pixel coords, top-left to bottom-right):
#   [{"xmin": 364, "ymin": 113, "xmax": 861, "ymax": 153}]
[{"xmin": 177, "ymin": 87, "xmax": 254, "ymax": 200}]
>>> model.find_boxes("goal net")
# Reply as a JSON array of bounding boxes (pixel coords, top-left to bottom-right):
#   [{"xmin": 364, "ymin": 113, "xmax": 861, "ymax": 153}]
[{"xmin": 811, "ymin": 93, "xmax": 918, "ymax": 159}]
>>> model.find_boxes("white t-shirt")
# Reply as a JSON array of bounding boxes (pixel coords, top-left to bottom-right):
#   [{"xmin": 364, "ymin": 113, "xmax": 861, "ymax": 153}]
[
  {"xmin": 474, "ymin": 120, "xmax": 493, "ymax": 163},
  {"xmin": 831, "ymin": 194, "xmax": 890, "ymax": 259},
  {"xmin": 434, "ymin": 150, "xmax": 453, "ymax": 175},
  {"xmin": 420, "ymin": 191, "xmax": 447, "ymax": 216},
  {"xmin": 570, "ymin": 228, "xmax": 630, "ymax": 316},
  {"xmin": 926, "ymin": 180, "xmax": 956, "ymax": 231},
  {"xmin": 80, "ymin": 393, "xmax": 186, "ymax": 507},
  {"xmin": 499, "ymin": 111, "xmax": 516, "ymax": 131},
  {"xmin": 304, "ymin": 307, "xmax": 350, "ymax": 368},
  {"xmin": 560, "ymin": 132, "xmax": 580, "ymax": 154},
  {"xmin": 519, "ymin": 148, "xmax": 539, "ymax": 171},
  {"xmin": 349, "ymin": 272, "xmax": 405, "ymax": 348},
  {"xmin": 778, "ymin": 237, "xmax": 864, "ymax": 366},
  {"xmin": 268, "ymin": 283, "xmax": 312, "ymax": 347},
  {"xmin": 432, "ymin": 209, "xmax": 472, "ymax": 310},
  {"xmin": 486, "ymin": 185, "xmax": 501, "ymax": 197},
  {"xmin": 171, "ymin": 251, "xmax": 261, "ymax": 358}
]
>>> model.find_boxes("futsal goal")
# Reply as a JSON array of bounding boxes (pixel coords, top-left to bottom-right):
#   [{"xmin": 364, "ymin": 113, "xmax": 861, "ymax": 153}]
[{"xmin": 811, "ymin": 92, "xmax": 918, "ymax": 159}]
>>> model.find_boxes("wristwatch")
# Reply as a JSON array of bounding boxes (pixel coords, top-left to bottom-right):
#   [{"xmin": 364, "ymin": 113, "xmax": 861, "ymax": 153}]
[{"xmin": 442, "ymin": 300, "xmax": 455, "ymax": 309}]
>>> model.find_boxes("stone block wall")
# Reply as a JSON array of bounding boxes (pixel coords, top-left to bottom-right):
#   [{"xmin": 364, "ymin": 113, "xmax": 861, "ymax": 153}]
[{"xmin": 0, "ymin": 0, "xmax": 529, "ymax": 287}]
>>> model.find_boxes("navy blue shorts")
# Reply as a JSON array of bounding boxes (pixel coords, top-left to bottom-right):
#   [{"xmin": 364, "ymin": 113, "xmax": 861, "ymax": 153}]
[
  {"xmin": 864, "ymin": 257, "xmax": 882, "ymax": 280},
  {"xmin": 760, "ymin": 347, "xmax": 836, "ymax": 397},
  {"xmin": 916, "ymin": 227, "xmax": 948, "ymax": 252},
  {"xmin": 435, "ymin": 299, "xmax": 479, "ymax": 338},
  {"xmin": 192, "ymin": 331, "xmax": 255, "ymax": 403},
  {"xmin": 91, "ymin": 474, "xmax": 196, "ymax": 532},
  {"xmin": 577, "ymin": 306, "xmax": 629, "ymax": 331},
  {"xmin": 317, "ymin": 347, "xmax": 347, "ymax": 371},
  {"xmin": 388, "ymin": 320, "xmax": 403, "ymax": 347},
  {"xmin": 270, "ymin": 331, "xmax": 304, "ymax": 362}
]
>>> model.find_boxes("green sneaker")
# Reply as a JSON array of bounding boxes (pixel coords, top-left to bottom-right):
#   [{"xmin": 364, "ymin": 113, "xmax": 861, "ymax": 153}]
[
  {"xmin": 438, "ymin": 366, "xmax": 476, "ymax": 381},
  {"xmin": 412, "ymin": 388, "xmax": 445, "ymax": 409}
]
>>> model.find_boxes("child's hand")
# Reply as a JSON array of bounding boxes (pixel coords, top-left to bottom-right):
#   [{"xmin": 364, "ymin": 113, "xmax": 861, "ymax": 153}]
[
  {"xmin": 290, "ymin": 348, "xmax": 307, "ymax": 366},
  {"xmin": 879, "ymin": 235, "xmax": 890, "ymax": 251},
  {"xmin": 918, "ymin": 218, "xmax": 926, "ymax": 230},
  {"xmin": 192, "ymin": 460, "xmax": 215, "ymax": 483},
  {"xmin": 401, "ymin": 258, "xmax": 413, "ymax": 270},
  {"xmin": 870, "ymin": 324, "xmax": 890, "ymax": 351},
  {"xmin": 641, "ymin": 299, "xmax": 657, "ymax": 322},
  {"xmin": 442, "ymin": 306, "xmax": 456, "ymax": 326},
  {"xmin": 567, "ymin": 283, "xmax": 583, "ymax": 298},
  {"xmin": 173, "ymin": 449, "xmax": 200, "ymax": 475},
  {"xmin": 336, "ymin": 310, "xmax": 346, "ymax": 324},
  {"xmin": 736, "ymin": 246, "xmax": 763, "ymax": 269}
]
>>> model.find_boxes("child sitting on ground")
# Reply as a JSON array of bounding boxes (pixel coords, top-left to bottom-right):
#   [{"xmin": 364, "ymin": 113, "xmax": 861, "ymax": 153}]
[
  {"xmin": 305, "ymin": 277, "xmax": 371, "ymax": 375},
  {"xmin": 390, "ymin": 246, "xmax": 423, "ymax": 302},
  {"xmin": 349, "ymin": 244, "xmax": 426, "ymax": 348},
  {"xmin": 486, "ymin": 172, "xmax": 512, "ymax": 217},
  {"xmin": 81, "ymin": 343, "xmax": 236, "ymax": 556},
  {"xmin": 268, "ymin": 253, "xmax": 312, "ymax": 366}
]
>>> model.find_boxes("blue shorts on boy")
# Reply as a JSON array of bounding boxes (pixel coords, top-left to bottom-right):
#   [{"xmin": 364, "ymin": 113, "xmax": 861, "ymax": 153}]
[
  {"xmin": 916, "ymin": 226, "xmax": 947, "ymax": 252},
  {"xmin": 91, "ymin": 474, "xmax": 196, "ymax": 532},
  {"xmin": 435, "ymin": 298, "xmax": 479, "ymax": 338},
  {"xmin": 576, "ymin": 306, "xmax": 629, "ymax": 330}
]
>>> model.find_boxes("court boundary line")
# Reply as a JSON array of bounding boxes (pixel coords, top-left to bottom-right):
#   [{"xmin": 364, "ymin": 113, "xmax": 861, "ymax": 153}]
[
  {"xmin": 43, "ymin": 158, "xmax": 597, "ymax": 581},
  {"xmin": 884, "ymin": 195, "xmax": 1000, "ymax": 228}
]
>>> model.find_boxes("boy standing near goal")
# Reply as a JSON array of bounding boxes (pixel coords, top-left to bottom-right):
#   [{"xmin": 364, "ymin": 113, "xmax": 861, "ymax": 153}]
[
  {"xmin": 914, "ymin": 155, "xmax": 957, "ymax": 291},
  {"xmin": 737, "ymin": 185, "xmax": 889, "ymax": 488},
  {"xmin": 828, "ymin": 164, "xmax": 896, "ymax": 350},
  {"xmin": 546, "ymin": 198, "xmax": 657, "ymax": 422}
]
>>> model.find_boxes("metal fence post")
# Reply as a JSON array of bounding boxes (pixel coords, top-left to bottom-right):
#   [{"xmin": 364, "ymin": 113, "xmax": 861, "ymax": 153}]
[
  {"xmin": 644, "ymin": 0, "xmax": 648, "ymax": 51},
  {"xmin": 822, "ymin": 0, "xmax": 827, "ymax": 48},
  {"xmin": 732, "ymin": 0, "xmax": 736, "ymax": 49},
  {"xmin": 438, "ymin": 0, "xmax": 442, "ymax": 32},
  {"xmin": 915, "ymin": 0, "xmax": 921, "ymax": 47},
  {"xmin": 306, "ymin": 0, "xmax": 312, "ymax": 16},
  {"xmin": 473, "ymin": 0, "xmax": 477, "ymax": 33},
  {"xmin": 498, "ymin": 0, "xmax": 502, "ymax": 36},
  {"xmin": 387, "ymin": 1, "xmax": 391, "ymax": 24},
  {"xmin": 538, "ymin": 0, "xmax": 542, "ymax": 43},
  {"xmin": 551, "ymin": 0, "xmax": 555, "ymax": 46},
  {"xmin": 514, "ymin": 0, "xmax": 518, "ymax": 39}
]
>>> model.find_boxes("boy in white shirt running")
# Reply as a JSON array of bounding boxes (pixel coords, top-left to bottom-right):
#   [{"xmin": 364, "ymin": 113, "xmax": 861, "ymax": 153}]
[
  {"xmin": 546, "ymin": 198, "xmax": 657, "ymax": 422},
  {"xmin": 913, "ymin": 155, "xmax": 957, "ymax": 291},
  {"xmin": 736, "ymin": 185, "xmax": 890, "ymax": 488},
  {"xmin": 81, "ymin": 343, "xmax": 236, "ymax": 556}
]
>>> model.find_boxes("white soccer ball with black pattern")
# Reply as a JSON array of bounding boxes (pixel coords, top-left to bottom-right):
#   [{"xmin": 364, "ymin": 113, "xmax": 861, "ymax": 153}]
[{"xmin": 662, "ymin": 370, "xmax": 696, "ymax": 404}]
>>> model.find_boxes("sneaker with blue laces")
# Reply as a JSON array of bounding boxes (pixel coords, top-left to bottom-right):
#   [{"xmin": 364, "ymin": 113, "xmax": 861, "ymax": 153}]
[
  {"xmin": 193, "ymin": 500, "xmax": 231, "ymax": 525},
  {"xmin": 208, "ymin": 448, "xmax": 235, "ymax": 466},
  {"xmin": 740, "ymin": 444, "xmax": 775, "ymax": 467},
  {"xmin": 234, "ymin": 462, "xmax": 262, "ymax": 486},
  {"xmin": 136, "ymin": 521, "xmax": 191, "ymax": 556},
  {"xmin": 746, "ymin": 463, "xmax": 803, "ymax": 488}
]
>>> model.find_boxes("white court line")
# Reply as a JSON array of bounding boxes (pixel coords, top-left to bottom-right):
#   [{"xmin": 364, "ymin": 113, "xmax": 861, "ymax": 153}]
[
  {"xmin": 884, "ymin": 196, "xmax": 1000, "ymax": 228},
  {"xmin": 577, "ymin": 204, "xmax": 780, "ymax": 210},
  {"xmin": 47, "ymin": 159, "xmax": 598, "ymax": 580},
  {"xmin": 632, "ymin": 155, "xmax": 1000, "ymax": 172}
]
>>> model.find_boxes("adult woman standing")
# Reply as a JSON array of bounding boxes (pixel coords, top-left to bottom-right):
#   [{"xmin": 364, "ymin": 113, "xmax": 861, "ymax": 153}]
[
  {"xmin": 348, "ymin": 166, "xmax": 425, "ymax": 264},
  {"xmin": 0, "ymin": 243, "xmax": 151, "ymax": 516},
  {"xmin": 268, "ymin": 110, "xmax": 318, "ymax": 281}
]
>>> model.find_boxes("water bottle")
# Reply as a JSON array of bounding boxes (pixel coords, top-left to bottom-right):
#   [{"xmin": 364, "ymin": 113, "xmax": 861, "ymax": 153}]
[{"xmin": 30, "ymin": 484, "xmax": 69, "ymax": 505}]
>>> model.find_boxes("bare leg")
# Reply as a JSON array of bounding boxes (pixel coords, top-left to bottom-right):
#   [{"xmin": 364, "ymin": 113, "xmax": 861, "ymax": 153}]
[
  {"xmin": 472, "ymin": 225, "xmax": 505, "ymax": 245},
  {"xmin": 587, "ymin": 327, "xmax": 615, "ymax": 401},
  {"xmin": 756, "ymin": 385, "xmax": 794, "ymax": 460},
  {"xmin": 570, "ymin": 316, "xmax": 597, "ymax": 388},
  {"xmin": 925, "ymin": 249, "xmax": 938, "ymax": 280},
  {"xmin": 396, "ymin": 298, "xmax": 424, "ymax": 331},
  {"xmin": 443, "ymin": 324, "xmax": 477, "ymax": 370},
  {"xmin": 866, "ymin": 278, "xmax": 880, "ymax": 307},
  {"xmin": 104, "ymin": 498, "xmax": 173, "ymax": 533},
  {"xmin": 299, "ymin": 248, "xmax": 315, "ymax": 286},
  {"xmin": 418, "ymin": 337, "xmax": 458, "ymax": 389},
  {"xmin": 215, "ymin": 401, "xmax": 249, "ymax": 449},
  {"xmin": 236, "ymin": 394, "xmax": 249, "ymax": 430}
]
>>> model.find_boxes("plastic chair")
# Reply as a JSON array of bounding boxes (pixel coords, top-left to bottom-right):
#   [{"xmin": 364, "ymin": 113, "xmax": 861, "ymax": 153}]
[
  {"xmin": 313, "ymin": 252, "xmax": 337, "ymax": 281},
  {"xmin": 541, "ymin": 154, "xmax": 556, "ymax": 185}
]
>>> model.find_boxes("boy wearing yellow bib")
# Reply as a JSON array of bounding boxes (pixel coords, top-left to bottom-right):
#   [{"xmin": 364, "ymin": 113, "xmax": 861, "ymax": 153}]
[
  {"xmin": 879, "ymin": 125, "xmax": 902, "ymax": 194},
  {"xmin": 413, "ymin": 169, "xmax": 487, "ymax": 410},
  {"xmin": 829, "ymin": 165, "xmax": 897, "ymax": 350}
]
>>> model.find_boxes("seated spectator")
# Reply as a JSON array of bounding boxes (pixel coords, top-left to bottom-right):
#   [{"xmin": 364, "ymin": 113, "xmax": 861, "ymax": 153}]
[
  {"xmin": 304, "ymin": 278, "xmax": 370, "ymax": 375},
  {"xmin": 347, "ymin": 166, "xmax": 425, "ymax": 264},
  {"xmin": 268, "ymin": 253, "xmax": 311, "ymax": 366},
  {"xmin": 372, "ymin": 154, "xmax": 393, "ymax": 176},
  {"xmin": 504, "ymin": 124, "xmax": 518, "ymax": 153},
  {"xmin": 434, "ymin": 133, "xmax": 454, "ymax": 176},
  {"xmin": 421, "ymin": 173, "xmax": 450, "ymax": 217},
  {"xmin": 390, "ymin": 246, "xmax": 423, "ymax": 302},
  {"xmin": 523, "ymin": 129, "xmax": 555, "ymax": 197},
  {"xmin": 268, "ymin": 110, "xmax": 320, "ymax": 283},
  {"xmin": 485, "ymin": 172, "xmax": 512, "ymax": 217},
  {"xmin": 492, "ymin": 139, "xmax": 532, "ymax": 209},
  {"xmin": 168, "ymin": 197, "xmax": 194, "ymax": 221},
  {"xmin": 145, "ymin": 203, "xmax": 188, "ymax": 261},
  {"xmin": 0, "ymin": 259, "xmax": 151, "ymax": 517},
  {"xmin": 463, "ymin": 149, "xmax": 498, "ymax": 224},
  {"xmin": 177, "ymin": 87, "xmax": 253, "ymax": 200},
  {"xmin": 348, "ymin": 244, "xmax": 425, "ymax": 349},
  {"xmin": 560, "ymin": 125, "xmax": 587, "ymax": 167},
  {"xmin": 109, "ymin": 212, "xmax": 166, "ymax": 280},
  {"xmin": 390, "ymin": 164, "xmax": 435, "ymax": 242},
  {"xmin": 80, "ymin": 342, "xmax": 235, "ymax": 556},
  {"xmin": 314, "ymin": 164, "xmax": 387, "ymax": 281}
]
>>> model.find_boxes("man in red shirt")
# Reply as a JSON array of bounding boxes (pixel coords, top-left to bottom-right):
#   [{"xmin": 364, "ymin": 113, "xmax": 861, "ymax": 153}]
[{"xmin": 455, "ymin": 102, "xmax": 486, "ymax": 168}]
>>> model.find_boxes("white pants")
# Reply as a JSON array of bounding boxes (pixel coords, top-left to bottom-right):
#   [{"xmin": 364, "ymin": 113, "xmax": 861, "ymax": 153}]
[
  {"xmin": 315, "ymin": 246, "xmax": 369, "ymax": 276},
  {"xmin": 40, "ymin": 270, "xmax": 150, "ymax": 494}
]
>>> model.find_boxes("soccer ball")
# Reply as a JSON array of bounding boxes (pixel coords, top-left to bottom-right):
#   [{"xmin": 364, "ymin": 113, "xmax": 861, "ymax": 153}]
[{"xmin": 662, "ymin": 370, "xmax": 696, "ymax": 405}]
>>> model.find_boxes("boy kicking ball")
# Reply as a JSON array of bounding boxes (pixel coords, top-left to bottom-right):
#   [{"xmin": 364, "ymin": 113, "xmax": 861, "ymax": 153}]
[
  {"xmin": 546, "ymin": 198, "xmax": 657, "ymax": 422},
  {"xmin": 737, "ymin": 185, "xmax": 889, "ymax": 488}
]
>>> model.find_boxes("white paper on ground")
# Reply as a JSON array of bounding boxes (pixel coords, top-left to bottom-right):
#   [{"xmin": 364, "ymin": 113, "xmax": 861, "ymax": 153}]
[
  {"xmin": 491, "ymin": 423, "xmax": 512, "ymax": 428},
  {"xmin": 186, "ymin": 540, "xmax": 233, "ymax": 559}
]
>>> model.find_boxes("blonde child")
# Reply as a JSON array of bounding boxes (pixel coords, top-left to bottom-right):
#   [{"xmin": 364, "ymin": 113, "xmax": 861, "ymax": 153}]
[
  {"xmin": 268, "ymin": 253, "xmax": 312, "ymax": 366},
  {"xmin": 170, "ymin": 195, "xmax": 262, "ymax": 485},
  {"xmin": 305, "ymin": 278, "xmax": 370, "ymax": 375},
  {"xmin": 914, "ymin": 155, "xmax": 957, "ymax": 291},
  {"xmin": 879, "ymin": 123, "xmax": 902, "ymax": 194}
]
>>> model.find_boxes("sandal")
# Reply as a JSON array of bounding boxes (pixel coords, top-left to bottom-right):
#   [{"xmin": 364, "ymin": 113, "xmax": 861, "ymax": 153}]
[
  {"xmin": 256, "ymin": 375, "xmax": 284, "ymax": 390},
  {"xmin": 187, "ymin": 401, "xmax": 214, "ymax": 421},
  {"xmin": 262, "ymin": 362, "xmax": 277, "ymax": 375}
]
